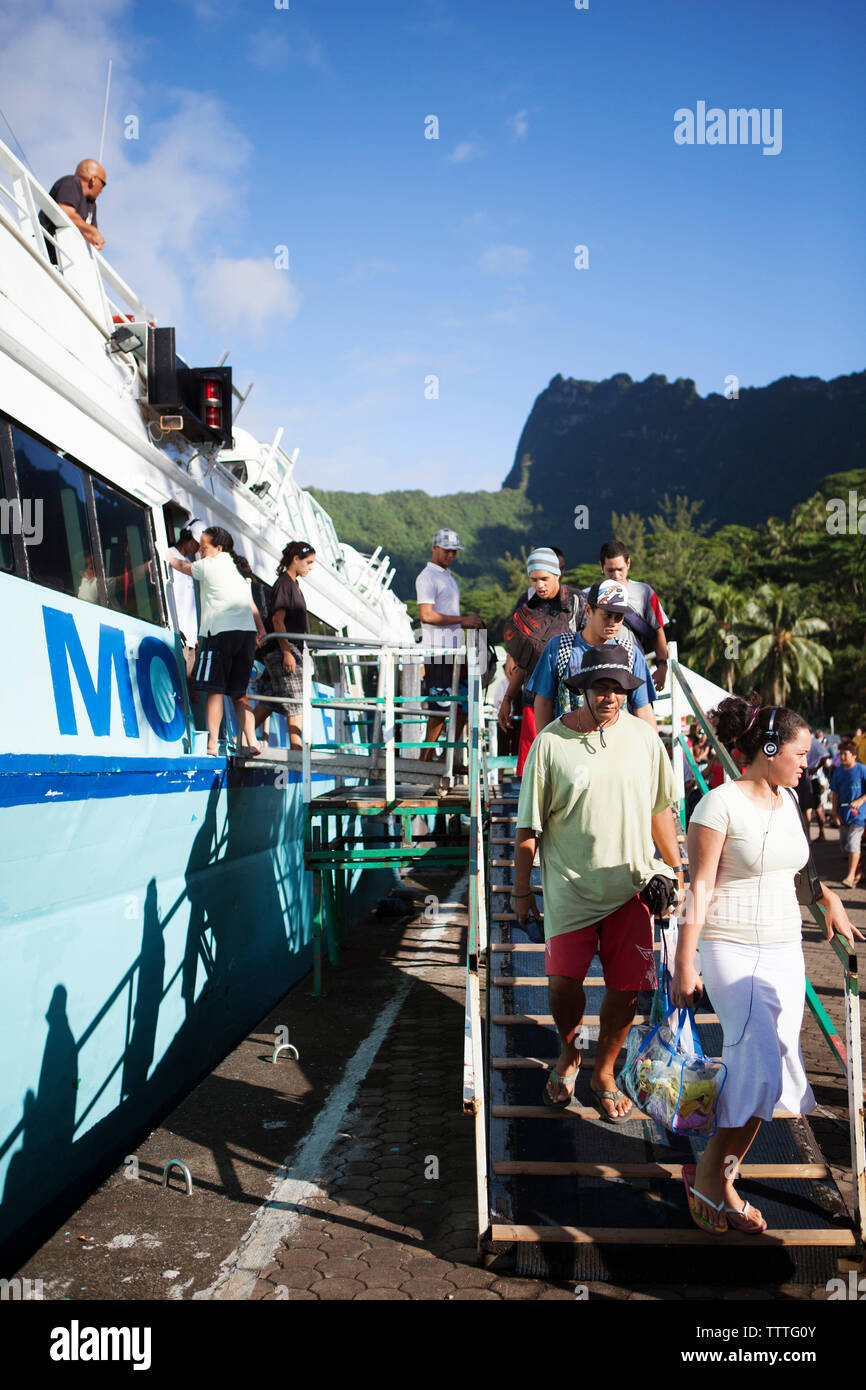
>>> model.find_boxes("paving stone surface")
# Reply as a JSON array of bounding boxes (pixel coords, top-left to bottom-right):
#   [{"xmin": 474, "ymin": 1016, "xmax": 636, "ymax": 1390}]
[{"xmin": 12, "ymin": 837, "xmax": 865, "ymax": 1304}]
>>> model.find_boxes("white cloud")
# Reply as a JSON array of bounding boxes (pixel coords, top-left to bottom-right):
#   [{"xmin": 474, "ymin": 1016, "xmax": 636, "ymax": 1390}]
[
  {"xmin": 246, "ymin": 26, "xmax": 327, "ymax": 72},
  {"xmin": 0, "ymin": 0, "xmax": 301, "ymax": 351},
  {"xmin": 480, "ymin": 244, "xmax": 532, "ymax": 276},
  {"xmin": 192, "ymin": 258, "xmax": 301, "ymax": 341},
  {"xmin": 447, "ymin": 141, "xmax": 484, "ymax": 164},
  {"xmin": 341, "ymin": 348, "xmax": 425, "ymax": 378},
  {"xmin": 507, "ymin": 108, "xmax": 529, "ymax": 140},
  {"xmin": 340, "ymin": 258, "xmax": 398, "ymax": 285}
]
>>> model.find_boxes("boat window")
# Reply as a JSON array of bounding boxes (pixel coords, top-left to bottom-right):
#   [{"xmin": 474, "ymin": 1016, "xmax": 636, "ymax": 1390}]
[
  {"xmin": 0, "ymin": 527, "xmax": 12, "ymax": 572},
  {"xmin": 91, "ymin": 476, "xmax": 163, "ymax": 625},
  {"xmin": 307, "ymin": 614, "xmax": 342, "ymax": 687},
  {"xmin": 5, "ymin": 419, "xmax": 166, "ymax": 626},
  {"xmin": 11, "ymin": 426, "xmax": 94, "ymax": 602}
]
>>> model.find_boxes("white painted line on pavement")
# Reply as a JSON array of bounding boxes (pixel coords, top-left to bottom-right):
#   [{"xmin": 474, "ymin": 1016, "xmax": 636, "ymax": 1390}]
[
  {"xmin": 195, "ymin": 869, "xmax": 471, "ymax": 1301},
  {"xmin": 195, "ymin": 975, "xmax": 414, "ymax": 1300}
]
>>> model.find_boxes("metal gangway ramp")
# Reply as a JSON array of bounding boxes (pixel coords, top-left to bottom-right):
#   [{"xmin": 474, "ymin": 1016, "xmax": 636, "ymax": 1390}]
[{"xmin": 475, "ymin": 652, "xmax": 863, "ymax": 1284}]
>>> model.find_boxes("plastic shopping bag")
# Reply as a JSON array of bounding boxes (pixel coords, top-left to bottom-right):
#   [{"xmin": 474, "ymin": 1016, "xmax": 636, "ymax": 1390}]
[{"xmin": 619, "ymin": 1006, "xmax": 727, "ymax": 1138}]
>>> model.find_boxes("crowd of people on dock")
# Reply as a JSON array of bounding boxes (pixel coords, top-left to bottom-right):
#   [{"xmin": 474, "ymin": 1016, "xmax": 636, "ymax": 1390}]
[{"xmin": 411, "ymin": 522, "xmax": 863, "ymax": 1236}]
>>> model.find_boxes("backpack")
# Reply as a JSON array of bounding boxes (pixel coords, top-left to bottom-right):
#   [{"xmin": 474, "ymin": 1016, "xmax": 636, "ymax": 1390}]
[{"xmin": 503, "ymin": 584, "xmax": 585, "ymax": 675}]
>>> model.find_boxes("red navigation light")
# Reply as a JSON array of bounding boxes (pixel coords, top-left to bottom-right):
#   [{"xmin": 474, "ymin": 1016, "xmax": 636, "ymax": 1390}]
[{"xmin": 204, "ymin": 377, "xmax": 222, "ymax": 429}]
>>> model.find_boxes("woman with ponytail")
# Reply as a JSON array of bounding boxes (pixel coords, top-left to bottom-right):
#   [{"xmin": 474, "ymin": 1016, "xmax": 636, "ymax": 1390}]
[
  {"xmin": 253, "ymin": 541, "xmax": 316, "ymax": 749},
  {"xmin": 169, "ymin": 526, "xmax": 266, "ymax": 756},
  {"xmin": 672, "ymin": 693, "xmax": 862, "ymax": 1236}
]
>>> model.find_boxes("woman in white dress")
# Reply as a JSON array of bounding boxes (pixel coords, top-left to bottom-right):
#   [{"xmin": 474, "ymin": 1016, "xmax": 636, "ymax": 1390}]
[{"xmin": 672, "ymin": 696, "xmax": 862, "ymax": 1234}]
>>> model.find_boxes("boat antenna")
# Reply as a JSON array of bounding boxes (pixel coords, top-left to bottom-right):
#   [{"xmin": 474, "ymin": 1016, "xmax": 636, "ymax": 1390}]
[
  {"xmin": 98, "ymin": 59, "xmax": 113, "ymax": 165},
  {"xmin": 0, "ymin": 105, "xmax": 33, "ymax": 170}
]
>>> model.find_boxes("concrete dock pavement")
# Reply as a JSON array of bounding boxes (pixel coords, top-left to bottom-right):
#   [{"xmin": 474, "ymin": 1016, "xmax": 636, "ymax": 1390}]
[{"xmin": 12, "ymin": 825, "xmax": 865, "ymax": 1303}]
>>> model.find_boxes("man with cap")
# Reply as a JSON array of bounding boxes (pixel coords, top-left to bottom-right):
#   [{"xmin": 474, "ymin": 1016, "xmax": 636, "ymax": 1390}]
[
  {"xmin": 415, "ymin": 529, "xmax": 483, "ymax": 760},
  {"xmin": 512, "ymin": 645, "xmax": 683, "ymax": 1119},
  {"xmin": 527, "ymin": 578, "xmax": 658, "ymax": 735},
  {"xmin": 499, "ymin": 547, "xmax": 586, "ymax": 776}
]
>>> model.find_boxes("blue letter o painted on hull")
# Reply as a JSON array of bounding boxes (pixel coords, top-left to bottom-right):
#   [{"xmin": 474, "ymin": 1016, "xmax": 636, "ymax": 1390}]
[{"xmin": 137, "ymin": 639, "xmax": 185, "ymax": 742}]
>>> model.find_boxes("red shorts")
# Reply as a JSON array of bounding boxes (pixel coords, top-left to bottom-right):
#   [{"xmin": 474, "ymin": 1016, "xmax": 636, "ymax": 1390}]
[
  {"xmin": 515, "ymin": 705, "xmax": 537, "ymax": 776},
  {"xmin": 544, "ymin": 895, "xmax": 656, "ymax": 992}
]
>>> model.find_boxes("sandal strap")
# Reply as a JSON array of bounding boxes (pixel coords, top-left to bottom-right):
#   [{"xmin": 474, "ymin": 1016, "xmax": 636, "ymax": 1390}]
[{"xmin": 690, "ymin": 1185, "xmax": 726, "ymax": 1213}]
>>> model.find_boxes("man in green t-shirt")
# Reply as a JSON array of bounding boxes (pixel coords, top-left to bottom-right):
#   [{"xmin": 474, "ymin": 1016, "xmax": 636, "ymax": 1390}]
[{"xmin": 512, "ymin": 645, "xmax": 683, "ymax": 1121}]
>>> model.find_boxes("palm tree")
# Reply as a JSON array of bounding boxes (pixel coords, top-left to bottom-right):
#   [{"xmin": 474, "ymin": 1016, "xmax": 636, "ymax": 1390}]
[
  {"xmin": 739, "ymin": 583, "xmax": 832, "ymax": 706},
  {"xmin": 689, "ymin": 582, "xmax": 753, "ymax": 692}
]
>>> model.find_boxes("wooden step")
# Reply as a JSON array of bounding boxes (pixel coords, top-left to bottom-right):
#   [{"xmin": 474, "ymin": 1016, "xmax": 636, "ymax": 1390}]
[
  {"xmin": 493, "ymin": 976, "xmax": 604, "ymax": 987},
  {"xmin": 493, "ymin": 1161, "xmax": 829, "ymax": 1179},
  {"xmin": 492, "ymin": 1014, "xmax": 720, "ymax": 1026},
  {"xmin": 491, "ymin": 1104, "xmax": 798, "ymax": 1121},
  {"xmin": 488, "ymin": 1224, "xmax": 856, "ymax": 1248},
  {"xmin": 489, "ymin": 942, "xmax": 661, "ymax": 954}
]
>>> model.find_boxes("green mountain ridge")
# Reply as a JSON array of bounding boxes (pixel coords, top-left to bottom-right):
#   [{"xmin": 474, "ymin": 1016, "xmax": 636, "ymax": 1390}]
[{"xmin": 310, "ymin": 368, "xmax": 865, "ymax": 598}]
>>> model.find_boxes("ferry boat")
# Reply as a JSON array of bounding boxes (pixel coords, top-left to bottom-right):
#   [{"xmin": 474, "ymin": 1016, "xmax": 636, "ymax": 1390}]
[{"xmin": 0, "ymin": 138, "xmax": 414, "ymax": 1259}]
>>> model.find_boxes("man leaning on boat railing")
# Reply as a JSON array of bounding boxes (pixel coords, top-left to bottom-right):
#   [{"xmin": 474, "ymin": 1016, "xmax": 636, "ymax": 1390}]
[{"xmin": 38, "ymin": 158, "xmax": 107, "ymax": 265}]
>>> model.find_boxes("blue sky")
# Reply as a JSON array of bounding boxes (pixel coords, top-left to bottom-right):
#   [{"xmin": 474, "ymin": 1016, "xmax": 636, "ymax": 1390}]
[{"xmin": 1, "ymin": 0, "xmax": 864, "ymax": 494}]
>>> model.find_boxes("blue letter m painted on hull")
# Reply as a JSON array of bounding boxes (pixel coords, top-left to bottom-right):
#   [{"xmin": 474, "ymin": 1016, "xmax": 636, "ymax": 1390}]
[{"xmin": 43, "ymin": 606, "xmax": 139, "ymax": 738}]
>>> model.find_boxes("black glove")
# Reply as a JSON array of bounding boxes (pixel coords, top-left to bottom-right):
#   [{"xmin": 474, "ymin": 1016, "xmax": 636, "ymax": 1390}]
[{"xmin": 640, "ymin": 874, "xmax": 677, "ymax": 918}]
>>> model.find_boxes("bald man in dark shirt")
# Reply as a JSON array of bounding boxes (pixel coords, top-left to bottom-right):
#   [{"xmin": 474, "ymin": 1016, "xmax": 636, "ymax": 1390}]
[{"xmin": 39, "ymin": 159, "xmax": 107, "ymax": 265}]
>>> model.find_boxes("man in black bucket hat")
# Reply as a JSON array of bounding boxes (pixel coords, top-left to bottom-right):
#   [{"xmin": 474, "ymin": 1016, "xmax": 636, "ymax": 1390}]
[{"xmin": 511, "ymin": 645, "xmax": 684, "ymax": 1121}]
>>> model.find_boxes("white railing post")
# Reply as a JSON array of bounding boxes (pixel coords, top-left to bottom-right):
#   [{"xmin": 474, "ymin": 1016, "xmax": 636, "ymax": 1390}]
[
  {"xmin": 301, "ymin": 640, "xmax": 313, "ymax": 803},
  {"xmin": 669, "ymin": 639, "xmax": 686, "ymax": 824},
  {"xmin": 843, "ymin": 958, "xmax": 865, "ymax": 1245},
  {"xmin": 443, "ymin": 642, "xmax": 460, "ymax": 786},
  {"xmin": 383, "ymin": 646, "xmax": 396, "ymax": 803}
]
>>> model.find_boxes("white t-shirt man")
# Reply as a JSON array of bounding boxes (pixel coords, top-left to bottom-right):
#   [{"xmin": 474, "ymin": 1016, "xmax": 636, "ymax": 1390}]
[
  {"xmin": 168, "ymin": 546, "xmax": 199, "ymax": 646},
  {"xmin": 415, "ymin": 561, "xmax": 461, "ymax": 651},
  {"xmin": 189, "ymin": 552, "xmax": 256, "ymax": 636}
]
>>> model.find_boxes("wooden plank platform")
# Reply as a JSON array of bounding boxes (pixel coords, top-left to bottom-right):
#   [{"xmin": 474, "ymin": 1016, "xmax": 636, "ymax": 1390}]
[
  {"xmin": 489, "ymin": 1224, "xmax": 857, "ymax": 1248},
  {"xmin": 482, "ymin": 771, "xmax": 856, "ymax": 1279},
  {"xmin": 492, "ymin": 1104, "xmax": 799, "ymax": 1121},
  {"xmin": 493, "ymin": 1161, "xmax": 830, "ymax": 1179},
  {"xmin": 493, "ymin": 976, "xmax": 605, "ymax": 987},
  {"xmin": 492, "ymin": 1013, "xmax": 721, "ymax": 1026},
  {"xmin": 309, "ymin": 781, "xmax": 471, "ymax": 811}
]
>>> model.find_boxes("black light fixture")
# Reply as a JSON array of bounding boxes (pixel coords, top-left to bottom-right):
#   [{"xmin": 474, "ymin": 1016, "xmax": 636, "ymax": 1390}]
[
  {"xmin": 146, "ymin": 326, "xmax": 233, "ymax": 447},
  {"xmin": 109, "ymin": 324, "xmax": 142, "ymax": 354}
]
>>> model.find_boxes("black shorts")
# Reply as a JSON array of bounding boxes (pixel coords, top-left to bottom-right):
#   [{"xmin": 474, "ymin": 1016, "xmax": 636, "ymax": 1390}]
[
  {"xmin": 796, "ymin": 769, "xmax": 817, "ymax": 812},
  {"xmin": 422, "ymin": 661, "xmax": 468, "ymax": 715},
  {"xmin": 193, "ymin": 631, "xmax": 257, "ymax": 699}
]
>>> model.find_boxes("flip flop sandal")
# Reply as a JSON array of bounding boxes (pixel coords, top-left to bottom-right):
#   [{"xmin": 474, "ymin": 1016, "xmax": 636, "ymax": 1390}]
[
  {"xmin": 725, "ymin": 1202, "xmax": 767, "ymax": 1234},
  {"xmin": 682, "ymin": 1163, "xmax": 727, "ymax": 1235},
  {"xmin": 543, "ymin": 1065, "xmax": 579, "ymax": 1109},
  {"xmin": 589, "ymin": 1085, "xmax": 633, "ymax": 1123}
]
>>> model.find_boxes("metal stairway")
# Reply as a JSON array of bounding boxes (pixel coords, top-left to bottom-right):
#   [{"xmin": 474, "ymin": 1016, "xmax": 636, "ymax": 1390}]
[{"xmin": 481, "ymin": 776, "xmax": 860, "ymax": 1283}]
